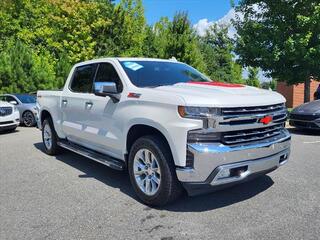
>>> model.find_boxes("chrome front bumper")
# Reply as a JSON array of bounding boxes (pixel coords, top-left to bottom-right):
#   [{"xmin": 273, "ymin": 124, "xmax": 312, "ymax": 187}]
[{"xmin": 176, "ymin": 129, "xmax": 291, "ymax": 195}]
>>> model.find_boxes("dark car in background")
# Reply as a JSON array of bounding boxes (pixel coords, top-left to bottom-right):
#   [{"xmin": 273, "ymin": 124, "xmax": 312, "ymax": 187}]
[
  {"xmin": 289, "ymin": 100, "xmax": 320, "ymax": 130},
  {"xmin": 0, "ymin": 94, "xmax": 38, "ymax": 127}
]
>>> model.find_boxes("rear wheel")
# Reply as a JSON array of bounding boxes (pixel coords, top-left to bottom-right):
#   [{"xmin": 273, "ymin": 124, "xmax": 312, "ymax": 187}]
[
  {"xmin": 128, "ymin": 135, "xmax": 182, "ymax": 206},
  {"xmin": 42, "ymin": 118, "xmax": 60, "ymax": 155},
  {"xmin": 23, "ymin": 111, "xmax": 35, "ymax": 127}
]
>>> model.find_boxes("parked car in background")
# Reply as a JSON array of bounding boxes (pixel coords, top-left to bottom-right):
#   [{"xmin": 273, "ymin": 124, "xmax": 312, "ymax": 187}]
[
  {"xmin": 0, "ymin": 101, "xmax": 20, "ymax": 132},
  {"xmin": 289, "ymin": 100, "xmax": 320, "ymax": 130},
  {"xmin": 0, "ymin": 94, "xmax": 38, "ymax": 127}
]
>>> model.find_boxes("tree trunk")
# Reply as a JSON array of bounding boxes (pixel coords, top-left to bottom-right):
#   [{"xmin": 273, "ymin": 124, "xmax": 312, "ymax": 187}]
[{"xmin": 304, "ymin": 77, "xmax": 311, "ymax": 103}]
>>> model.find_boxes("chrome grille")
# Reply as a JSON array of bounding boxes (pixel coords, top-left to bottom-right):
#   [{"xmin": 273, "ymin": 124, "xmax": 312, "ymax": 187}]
[
  {"xmin": 221, "ymin": 103, "xmax": 285, "ymax": 116},
  {"xmin": 0, "ymin": 107, "xmax": 13, "ymax": 117},
  {"xmin": 222, "ymin": 124, "xmax": 283, "ymax": 145},
  {"xmin": 218, "ymin": 103, "xmax": 287, "ymax": 145}
]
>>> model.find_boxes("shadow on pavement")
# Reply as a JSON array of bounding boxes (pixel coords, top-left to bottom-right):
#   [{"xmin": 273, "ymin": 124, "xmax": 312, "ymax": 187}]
[
  {"xmin": 162, "ymin": 175, "xmax": 273, "ymax": 212},
  {"xmin": 34, "ymin": 142, "xmax": 274, "ymax": 212},
  {"xmin": 0, "ymin": 128, "xmax": 19, "ymax": 135}
]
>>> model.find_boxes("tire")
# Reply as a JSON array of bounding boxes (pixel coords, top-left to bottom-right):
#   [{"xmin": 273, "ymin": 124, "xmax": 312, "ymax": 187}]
[
  {"xmin": 42, "ymin": 118, "xmax": 60, "ymax": 155},
  {"xmin": 23, "ymin": 111, "xmax": 36, "ymax": 127},
  {"xmin": 128, "ymin": 135, "xmax": 183, "ymax": 206}
]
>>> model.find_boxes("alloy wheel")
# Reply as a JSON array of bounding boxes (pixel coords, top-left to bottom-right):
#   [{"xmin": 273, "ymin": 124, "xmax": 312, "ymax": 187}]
[
  {"xmin": 133, "ymin": 149, "xmax": 161, "ymax": 196},
  {"xmin": 43, "ymin": 123, "xmax": 52, "ymax": 150}
]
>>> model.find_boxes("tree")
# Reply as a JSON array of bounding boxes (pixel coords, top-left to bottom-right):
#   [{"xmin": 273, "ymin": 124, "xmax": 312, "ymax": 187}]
[
  {"xmin": 261, "ymin": 79, "xmax": 277, "ymax": 90},
  {"xmin": 152, "ymin": 12, "xmax": 206, "ymax": 71},
  {"xmin": 199, "ymin": 24, "xmax": 244, "ymax": 83},
  {"xmin": 98, "ymin": 0, "xmax": 146, "ymax": 57},
  {"xmin": 234, "ymin": 0, "xmax": 320, "ymax": 102},
  {"xmin": 246, "ymin": 67, "xmax": 260, "ymax": 87},
  {"xmin": 0, "ymin": 40, "xmax": 56, "ymax": 93}
]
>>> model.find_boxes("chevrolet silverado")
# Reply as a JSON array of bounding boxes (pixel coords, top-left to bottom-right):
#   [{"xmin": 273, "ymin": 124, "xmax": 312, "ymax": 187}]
[{"xmin": 37, "ymin": 58, "xmax": 291, "ymax": 206}]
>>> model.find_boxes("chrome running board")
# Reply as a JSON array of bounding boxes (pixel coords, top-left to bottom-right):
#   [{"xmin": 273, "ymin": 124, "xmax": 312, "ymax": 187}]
[{"xmin": 57, "ymin": 141, "xmax": 125, "ymax": 171}]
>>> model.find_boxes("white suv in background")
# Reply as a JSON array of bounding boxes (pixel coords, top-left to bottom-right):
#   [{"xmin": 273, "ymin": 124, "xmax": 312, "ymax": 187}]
[{"xmin": 0, "ymin": 101, "xmax": 20, "ymax": 132}]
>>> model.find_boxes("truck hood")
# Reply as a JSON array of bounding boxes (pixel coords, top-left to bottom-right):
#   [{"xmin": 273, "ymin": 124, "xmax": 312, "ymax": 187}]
[{"xmin": 153, "ymin": 83, "xmax": 285, "ymax": 107}]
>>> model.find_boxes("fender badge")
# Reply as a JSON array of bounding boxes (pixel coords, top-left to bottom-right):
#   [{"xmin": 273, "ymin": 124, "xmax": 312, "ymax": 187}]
[{"xmin": 127, "ymin": 92, "xmax": 141, "ymax": 98}]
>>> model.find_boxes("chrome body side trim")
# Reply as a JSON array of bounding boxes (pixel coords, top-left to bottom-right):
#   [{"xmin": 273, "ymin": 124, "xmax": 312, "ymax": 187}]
[{"xmin": 176, "ymin": 129, "xmax": 291, "ymax": 183}]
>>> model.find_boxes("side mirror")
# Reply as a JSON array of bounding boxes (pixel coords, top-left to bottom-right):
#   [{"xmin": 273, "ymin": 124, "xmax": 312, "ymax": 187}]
[
  {"xmin": 94, "ymin": 82, "xmax": 120, "ymax": 103},
  {"xmin": 9, "ymin": 100, "xmax": 18, "ymax": 105}
]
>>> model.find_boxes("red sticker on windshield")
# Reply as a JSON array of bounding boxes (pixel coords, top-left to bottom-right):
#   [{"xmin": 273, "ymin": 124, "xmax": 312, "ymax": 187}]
[{"xmin": 187, "ymin": 81, "xmax": 244, "ymax": 88}]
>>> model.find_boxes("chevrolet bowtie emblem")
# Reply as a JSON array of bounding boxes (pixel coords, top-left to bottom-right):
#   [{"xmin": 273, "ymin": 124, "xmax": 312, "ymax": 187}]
[{"xmin": 260, "ymin": 115, "xmax": 273, "ymax": 125}]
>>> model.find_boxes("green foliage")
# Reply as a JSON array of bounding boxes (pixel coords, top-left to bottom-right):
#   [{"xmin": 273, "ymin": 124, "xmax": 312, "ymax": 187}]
[
  {"xmin": 0, "ymin": 0, "xmax": 246, "ymax": 93},
  {"xmin": 261, "ymin": 79, "xmax": 277, "ymax": 90},
  {"xmin": 235, "ymin": 0, "xmax": 320, "ymax": 99},
  {"xmin": 151, "ymin": 12, "xmax": 206, "ymax": 72},
  {"xmin": 0, "ymin": 40, "xmax": 56, "ymax": 94},
  {"xmin": 199, "ymin": 24, "xmax": 244, "ymax": 83},
  {"xmin": 98, "ymin": 0, "xmax": 146, "ymax": 57},
  {"xmin": 246, "ymin": 67, "xmax": 260, "ymax": 87}
]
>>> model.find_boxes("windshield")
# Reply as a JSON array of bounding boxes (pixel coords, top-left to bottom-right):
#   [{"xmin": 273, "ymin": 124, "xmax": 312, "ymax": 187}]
[
  {"xmin": 119, "ymin": 61, "xmax": 211, "ymax": 88},
  {"xmin": 15, "ymin": 94, "xmax": 36, "ymax": 104}
]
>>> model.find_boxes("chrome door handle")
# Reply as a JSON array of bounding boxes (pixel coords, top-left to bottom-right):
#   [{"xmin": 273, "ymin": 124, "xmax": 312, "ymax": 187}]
[
  {"xmin": 62, "ymin": 99, "xmax": 68, "ymax": 106},
  {"xmin": 85, "ymin": 101, "xmax": 93, "ymax": 109}
]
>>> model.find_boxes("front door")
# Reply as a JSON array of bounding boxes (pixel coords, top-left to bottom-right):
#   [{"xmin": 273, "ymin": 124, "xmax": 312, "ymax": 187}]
[{"xmin": 61, "ymin": 62, "xmax": 124, "ymax": 159}]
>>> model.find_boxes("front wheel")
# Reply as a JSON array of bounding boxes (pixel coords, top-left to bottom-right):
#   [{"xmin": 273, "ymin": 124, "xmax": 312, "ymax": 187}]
[
  {"xmin": 23, "ymin": 111, "xmax": 35, "ymax": 127},
  {"xmin": 128, "ymin": 135, "xmax": 182, "ymax": 206}
]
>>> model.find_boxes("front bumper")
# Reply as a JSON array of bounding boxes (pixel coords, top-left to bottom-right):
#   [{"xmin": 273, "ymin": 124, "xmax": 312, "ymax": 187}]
[
  {"xmin": 289, "ymin": 118, "xmax": 320, "ymax": 130},
  {"xmin": 0, "ymin": 111, "xmax": 20, "ymax": 131},
  {"xmin": 176, "ymin": 129, "xmax": 291, "ymax": 195}
]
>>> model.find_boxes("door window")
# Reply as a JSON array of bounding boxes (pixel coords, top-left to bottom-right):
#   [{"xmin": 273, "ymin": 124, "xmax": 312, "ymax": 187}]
[
  {"xmin": 70, "ymin": 64, "xmax": 97, "ymax": 93},
  {"xmin": 95, "ymin": 63, "xmax": 123, "ymax": 92},
  {"xmin": 6, "ymin": 96, "xmax": 16, "ymax": 102}
]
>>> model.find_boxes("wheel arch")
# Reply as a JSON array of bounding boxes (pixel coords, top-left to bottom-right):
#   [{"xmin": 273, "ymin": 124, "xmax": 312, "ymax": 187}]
[
  {"xmin": 126, "ymin": 124, "xmax": 176, "ymax": 165},
  {"xmin": 40, "ymin": 109, "xmax": 52, "ymax": 126}
]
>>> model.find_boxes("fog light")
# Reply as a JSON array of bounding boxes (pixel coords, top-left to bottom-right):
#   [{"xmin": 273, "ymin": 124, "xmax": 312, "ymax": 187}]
[{"xmin": 216, "ymin": 168, "xmax": 230, "ymax": 179}]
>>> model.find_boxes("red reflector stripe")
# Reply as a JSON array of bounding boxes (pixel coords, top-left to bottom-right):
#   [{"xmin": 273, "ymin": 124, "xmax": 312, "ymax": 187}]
[{"xmin": 187, "ymin": 81, "xmax": 244, "ymax": 88}]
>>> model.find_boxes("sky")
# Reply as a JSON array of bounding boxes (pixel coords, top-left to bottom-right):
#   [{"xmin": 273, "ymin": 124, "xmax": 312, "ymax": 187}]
[{"xmin": 142, "ymin": 0, "xmax": 236, "ymax": 25}]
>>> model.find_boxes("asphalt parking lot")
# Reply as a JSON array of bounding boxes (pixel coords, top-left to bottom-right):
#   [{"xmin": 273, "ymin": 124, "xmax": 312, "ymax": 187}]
[{"xmin": 1, "ymin": 127, "xmax": 319, "ymax": 240}]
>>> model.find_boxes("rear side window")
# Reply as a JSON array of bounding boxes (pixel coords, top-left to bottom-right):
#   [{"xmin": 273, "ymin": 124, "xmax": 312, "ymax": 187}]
[
  {"xmin": 95, "ymin": 63, "xmax": 123, "ymax": 92},
  {"xmin": 70, "ymin": 64, "xmax": 97, "ymax": 93}
]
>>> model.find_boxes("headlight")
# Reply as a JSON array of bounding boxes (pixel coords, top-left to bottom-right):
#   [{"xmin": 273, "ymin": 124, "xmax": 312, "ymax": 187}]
[{"xmin": 178, "ymin": 106, "xmax": 220, "ymax": 119}]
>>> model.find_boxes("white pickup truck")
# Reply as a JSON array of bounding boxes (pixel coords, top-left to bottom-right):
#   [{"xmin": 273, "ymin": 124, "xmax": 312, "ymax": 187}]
[{"xmin": 37, "ymin": 58, "xmax": 291, "ymax": 206}]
